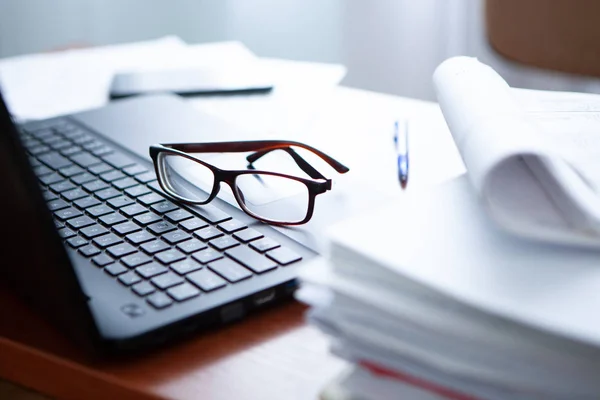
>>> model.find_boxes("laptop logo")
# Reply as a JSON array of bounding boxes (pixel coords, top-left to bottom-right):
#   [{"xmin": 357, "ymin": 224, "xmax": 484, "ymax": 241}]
[{"xmin": 120, "ymin": 303, "xmax": 145, "ymax": 318}]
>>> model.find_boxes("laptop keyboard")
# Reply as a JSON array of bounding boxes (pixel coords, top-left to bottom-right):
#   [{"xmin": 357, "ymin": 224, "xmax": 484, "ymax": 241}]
[{"xmin": 18, "ymin": 119, "xmax": 302, "ymax": 310}]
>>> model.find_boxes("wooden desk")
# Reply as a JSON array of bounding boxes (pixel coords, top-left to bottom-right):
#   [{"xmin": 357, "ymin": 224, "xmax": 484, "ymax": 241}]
[
  {"xmin": 0, "ymin": 289, "xmax": 345, "ymax": 400},
  {"xmin": 0, "ymin": 87, "xmax": 463, "ymax": 400}
]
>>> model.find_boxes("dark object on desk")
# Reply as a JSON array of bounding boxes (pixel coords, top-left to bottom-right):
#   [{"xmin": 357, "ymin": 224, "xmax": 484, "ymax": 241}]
[
  {"xmin": 109, "ymin": 67, "xmax": 274, "ymax": 99},
  {"xmin": 0, "ymin": 91, "xmax": 314, "ymax": 356}
]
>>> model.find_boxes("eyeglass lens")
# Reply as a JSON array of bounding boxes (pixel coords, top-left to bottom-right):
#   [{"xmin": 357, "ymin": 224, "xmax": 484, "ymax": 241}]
[
  {"xmin": 159, "ymin": 153, "xmax": 214, "ymax": 203},
  {"xmin": 234, "ymin": 173, "xmax": 310, "ymax": 223},
  {"xmin": 158, "ymin": 152, "xmax": 311, "ymax": 223}
]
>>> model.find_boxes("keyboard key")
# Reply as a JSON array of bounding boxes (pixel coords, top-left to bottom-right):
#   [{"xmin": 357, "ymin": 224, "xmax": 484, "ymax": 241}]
[
  {"xmin": 146, "ymin": 292, "xmax": 173, "ymax": 309},
  {"xmin": 91, "ymin": 146, "xmax": 113, "ymax": 157},
  {"xmin": 105, "ymin": 263, "xmax": 128, "ymax": 276},
  {"xmin": 29, "ymin": 156, "xmax": 42, "ymax": 167},
  {"xmin": 118, "ymin": 271, "xmax": 142, "ymax": 286},
  {"xmin": 140, "ymin": 240, "xmax": 170, "ymax": 255},
  {"xmin": 233, "ymin": 228, "xmax": 264, "ymax": 243},
  {"xmin": 86, "ymin": 204, "xmax": 113, "ymax": 217},
  {"xmin": 39, "ymin": 172, "xmax": 64, "ymax": 186},
  {"xmin": 108, "ymin": 195, "xmax": 134, "ymax": 209},
  {"xmin": 70, "ymin": 153, "xmax": 101, "ymax": 168},
  {"xmin": 38, "ymin": 152, "xmax": 72, "ymax": 169},
  {"xmin": 60, "ymin": 146, "xmax": 82, "ymax": 157},
  {"xmin": 120, "ymin": 203, "xmax": 147, "ymax": 217},
  {"xmin": 72, "ymin": 134, "xmax": 94, "ymax": 146},
  {"xmin": 162, "ymin": 230, "xmax": 191, "ymax": 245},
  {"xmin": 194, "ymin": 226, "xmax": 223, "ymax": 241},
  {"xmin": 218, "ymin": 219, "xmax": 247, "ymax": 234},
  {"xmin": 155, "ymin": 248, "xmax": 186, "ymax": 265},
  {"xmin": 43, "ymin": 191, "xmax": 59, "ymax": 201},
  {"xmin": 187, "ymin": 269, "xmax": 227, "ymax": 292},
  {"xmin": 55, "ymin": 207, "xmax": 83, "ymax": 221},
  {"xmin": 99, "ymin": 212, "xmax": 127, "ymax": 226},
  {"xmin": 28, "ymin": 144, "xmax": 51, "ymax": 155},
  {"xmin": 71, "ymin": 172, "xmax": 96, "ymax": 185},
  {"xmin": 121, "ymin": 252, "xmax": 152, "ymax": 268},
  {"xmin": 136, "ymin": 262, "xmax": 169, "ymax": 278},
  {"xmin": 124, "ymin": 185, "xmax": 151, "ymax": 198},
  {"xmin": 80, "ymin": 224, "xmax": 109, "ymax": 239},
  {"xmin": 191, "ymin": 248, "xmax": 223, "ymax": 264},
  {"xmin": 179, "ymin": 217, "xmax": 208, "ymax": 232},
  {"xmin": 93, "ymin": 233, "xmax": 123, "ymax": 248},
  {"xmin": 171, "ymin": 258, "xmax": 203, "ymax": 275},
  {"xmin": 67, "ymin": 236, "xmax": 88, "ymax": 248},
  {"xmin": 73, "ymin": 196, "xmax": 101, "ymax": 209},
  {"xmin": 54, "ymin": 220, "xmax": 64, "ymax": 229},
  {"xmin": 123, "ymin": 164, "xmax": 148, "ymax": 176},
  {"xmin": 94, "ymin": 187, "xmax": 121, "ymax": 200},
  {"xmin": 208, "ymin": 258, "xmax": 252, "ymax": 283},
  {"xmin": 132, "ymin": 281, "xmax": 156, "ymax": 296},
  {"xmin": 126, "ymin": 230, "xmax": 155, "ymax": 245},
  {"xmin": 107, "ymin": 243, "xmax": 137, "ymax": 258},
  {"xmin": 209, "ymin": 236, "xmax": 240, "ymax": 251},
  {"xmin": 84, "ymin": 180, "xmax": 110, "ymax": 193},
  {"xmin": 61, "ymin": 188, "xmax": 88, "ymax": 201},
  {"xmin": 148, "ymin": 221, "xmax": 176, "ymax": 235},
  {"xmin": 88, "ymin": 162, "xmax": 113, "ymax": 175},
  {"xmin": 58, "ymin": 227, "xmax": 76, "ymax": 239},
  {"xmin": 79, "ymin": 244, "xmax": 101, "ymax": 257},
  {"xmin": 47, "ymin": 198, "xmax": 69, "ymax": 211},
  {"xmin": 165, "ymin": 209, "xmax": 193, "ymax": 223},
  {"xmin": 58, "ymin": 165, "xmax": 85, "ymax": 178},
  {"xmin": 49, "ymin": 139, "xmax": 72, "ymax": 151},
  {"xmin": 113, "ymin": 221, "xmax": 142, "ymax": 236},
  {"xmin": 151, "ymin": 272, "xmax": 184, "ymax": 289},
  {"xmin": 92, "ymin": 253, "xmax": 114, "ymax": 267},
  {"xmin": 187, "ymin": 204, "xmax": 232, "ymax": 224},
  {"xmin": 50, "ymin": 181, "xmax": 76, "ymax": 193},
  {"xmin": 133, "ymin": 212, "xmax": 161, "ymax": 226},
  {"xmin": 150, "ymin": 201, "xmax": 179, "ymax": 215},
  {"xmin": 112, "ymin": 177, "xmax": 138, "ymax": 190},
  {"xmin": 33, "ymin": 165, "xmax": 52, "ymax": 177},
  {"xmin": 137, "ymin": 192, "xmax": 164, "ymax": 206},
  {"xmin": 100, "ymin": 170, "xmax": 126, "ymax": 182},
  {"xmin": 226, "ymin": 246, "xmax": 278, "ymax": 274},
  {"xmin": 82, "ymin": 139, "xmax": 104, "ymax": 151},
  {"xmin": 266, "ymin": 247, "xmax": 302, "ymax": 265},
  {"xmin": 102, "ymin": 153, "xmax": 135, "ymax": 169},
  {"xmin": 176, "ymin": 238, "xmax": 207, "ymax": 254},
  {"xmin": 167, "ymin": 283, "xmax": 200, "ymax": 302},
  {"xmin": 135, "ymin": 171, "xmax": 157, "ymax": 183},
  {"xmin": 66, "ymin": 215, "xmax": 95, "ymax": 229},
  {"xmin": 250, "ymin": 237, "xmax": 280, "ymax": 253}
]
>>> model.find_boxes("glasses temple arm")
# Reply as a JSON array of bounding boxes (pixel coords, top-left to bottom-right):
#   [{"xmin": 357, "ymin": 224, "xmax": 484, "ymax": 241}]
[{"xmin": 246, "ymin": 147, "xmax": 327, "ymax": 180}]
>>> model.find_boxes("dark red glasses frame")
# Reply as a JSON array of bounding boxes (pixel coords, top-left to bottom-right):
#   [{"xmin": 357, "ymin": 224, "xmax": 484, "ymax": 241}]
[{"xmin": 149, "ymin": 140, "xmax": 350, "ymax": 225}]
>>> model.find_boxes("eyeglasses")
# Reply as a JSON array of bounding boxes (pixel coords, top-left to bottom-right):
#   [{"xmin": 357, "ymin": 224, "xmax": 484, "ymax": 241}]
[{"xmin": 149, "ymin": 140, "xmax": 349, "ymax": 225}]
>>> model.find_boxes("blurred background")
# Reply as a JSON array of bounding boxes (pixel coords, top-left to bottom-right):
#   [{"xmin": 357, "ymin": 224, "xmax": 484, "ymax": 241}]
[{"xmin": 2, "ymin": 0, "xmax": 600, "ymax": 101}]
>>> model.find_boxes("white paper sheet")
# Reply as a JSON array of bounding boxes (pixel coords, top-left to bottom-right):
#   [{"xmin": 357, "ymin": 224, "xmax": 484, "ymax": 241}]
[
  {"xmin": 433, "ymin": 57, "xmax": 600, "ymax": 246},
  {"xmin": 0, "ymin": 36, "xmax": 258, "ymax": 120}
]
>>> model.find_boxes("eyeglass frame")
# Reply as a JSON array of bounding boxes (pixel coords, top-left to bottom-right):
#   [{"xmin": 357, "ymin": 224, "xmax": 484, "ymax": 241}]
[{"xmin": 149, "ymin": 140, "xmax": 350, "ymax": 225}]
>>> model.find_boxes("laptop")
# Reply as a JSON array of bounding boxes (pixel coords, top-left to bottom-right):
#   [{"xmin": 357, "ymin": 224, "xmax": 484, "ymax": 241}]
[{"xmin": 0, "ymin": 90, "xmax": 318, "ymax": 355}]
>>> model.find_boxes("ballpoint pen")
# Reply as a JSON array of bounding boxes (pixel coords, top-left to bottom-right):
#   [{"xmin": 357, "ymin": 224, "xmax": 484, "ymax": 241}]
[{"xmin": 393, "ymin": 120, "xmax": 409, "ymax": 189}]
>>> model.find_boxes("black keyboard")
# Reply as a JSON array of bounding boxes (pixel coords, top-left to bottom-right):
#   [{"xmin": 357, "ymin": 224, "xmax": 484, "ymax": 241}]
[{"xmin": 19, "ymin": 119, "xmax": 302, "ymax": 310}]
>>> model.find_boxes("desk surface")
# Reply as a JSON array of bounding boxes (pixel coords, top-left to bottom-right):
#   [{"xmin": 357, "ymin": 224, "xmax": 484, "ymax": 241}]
[{"xmin": 0, "ymin": 86, "xmax": 464, "ymax": 400}]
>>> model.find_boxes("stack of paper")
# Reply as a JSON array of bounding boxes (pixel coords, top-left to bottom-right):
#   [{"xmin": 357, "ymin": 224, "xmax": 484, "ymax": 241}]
[{"xmin": 298, "ymin": 176, "xmax": 600, "ymax": 399}]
